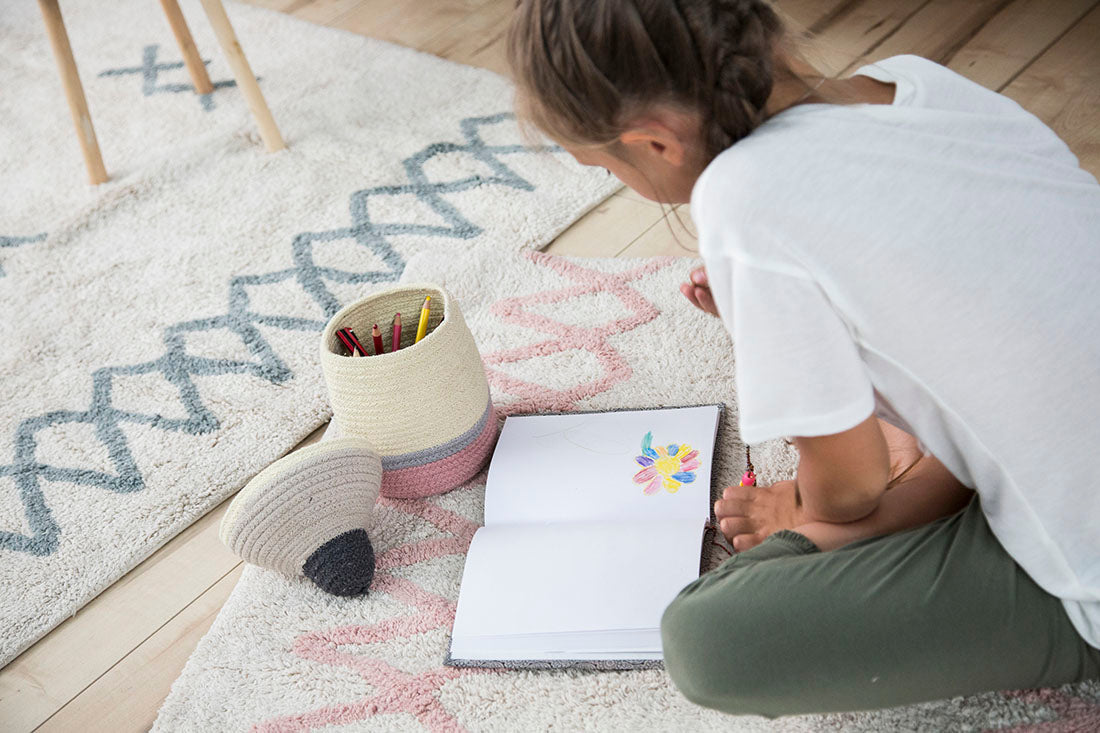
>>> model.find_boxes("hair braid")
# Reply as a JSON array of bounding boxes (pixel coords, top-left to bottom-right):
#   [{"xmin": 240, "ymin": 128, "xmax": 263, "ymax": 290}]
[{"xmin": 681, "ymin": 0, "xmax": 784, "ymax": 158}]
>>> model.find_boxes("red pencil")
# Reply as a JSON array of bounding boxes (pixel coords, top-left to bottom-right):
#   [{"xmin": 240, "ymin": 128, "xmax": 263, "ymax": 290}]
[
  {"xmin": 335, "ymin": 329, "xmax": 356, "ymax": 356},
  {"xmin": 391, "ymin": 313, "xmax": 402, "ymax": 352},
  {"xmin": 371, "ymin": 324, "xmax": 384, "ymax": 355},
  {"xmin": 343, "ymin": 328, "xmax": 368, "ymax": 357}
]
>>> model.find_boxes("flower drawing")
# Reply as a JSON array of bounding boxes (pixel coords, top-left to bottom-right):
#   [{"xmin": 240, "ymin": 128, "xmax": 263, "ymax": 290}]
[{"xmin": 633, "ymin": 431, "xmax": 700, "ymax": 495}]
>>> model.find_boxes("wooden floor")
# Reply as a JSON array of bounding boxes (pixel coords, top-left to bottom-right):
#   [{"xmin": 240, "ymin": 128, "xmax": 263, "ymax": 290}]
[{"xmin": 3, "ymin": 1, "xmax": 1098, "ymax": 730}]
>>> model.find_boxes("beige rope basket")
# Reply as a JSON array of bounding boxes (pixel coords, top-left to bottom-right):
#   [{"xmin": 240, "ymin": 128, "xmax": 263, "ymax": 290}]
[{"xmin": 319, "ymin": 283, "xmax": 498, "ymax": 498}]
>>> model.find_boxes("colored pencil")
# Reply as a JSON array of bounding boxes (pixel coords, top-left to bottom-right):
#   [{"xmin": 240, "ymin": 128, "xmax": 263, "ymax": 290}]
[
  {"xmin": 372, "ymin": 324, "xmax": 384, "ymax": 355},
  {"xmin": 415, "ymin": 296, "xmax": 431, "ymax": 343},
  {"xmin": 343, "ymin": 327, "xmax": 368, "ymax": 357},
  {"xmin": 392, "ymin": 313, "xmax": 402, "ymax": 352},
  {"xmin": 335, "ymin": 328, "xmax": 356, "ymax": 356}
]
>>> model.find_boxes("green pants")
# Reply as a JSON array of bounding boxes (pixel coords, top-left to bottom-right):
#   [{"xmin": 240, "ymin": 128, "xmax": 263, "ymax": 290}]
[{"xmin": 660, "ymin": 497, "xmax": 1100, "ymax": 718}]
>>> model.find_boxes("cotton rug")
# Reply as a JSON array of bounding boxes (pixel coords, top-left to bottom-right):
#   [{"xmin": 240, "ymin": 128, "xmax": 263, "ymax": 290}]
[
  {"xmin": 0, "ymin": 0, "xmax": 618, "ymax": 665},
  {"xmin": 155, "ymin": 251, "xmax": 1100, "ymax": 731}
]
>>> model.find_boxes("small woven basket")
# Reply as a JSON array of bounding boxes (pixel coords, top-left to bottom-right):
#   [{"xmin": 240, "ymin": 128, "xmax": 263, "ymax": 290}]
[{"xmin": 319, "ymin": 283, "xmax": 498, "ymax": 498}]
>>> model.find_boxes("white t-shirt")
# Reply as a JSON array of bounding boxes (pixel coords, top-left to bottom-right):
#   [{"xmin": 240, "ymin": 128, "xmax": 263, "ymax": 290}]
[{"xmin": 691, "ymin": 55, "xmax": 1100, "ymax": 648}]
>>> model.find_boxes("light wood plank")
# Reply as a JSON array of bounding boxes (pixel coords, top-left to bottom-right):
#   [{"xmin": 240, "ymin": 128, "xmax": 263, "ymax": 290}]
[
  {"xmin": 37, "ymin": 567, "xmax": 244, "ymax": 733},
  {"xmin": 0, "ymin": 500, "xmax": 237, "ymax": 732},
  {"xmin": 271, "ymin": 0, "xmax": 367, "ymax": 27},
  {"xmin": 772, "ymin": 0, "xmax": 854, "ymax": 33},
  {"xmin": 855, "ymin": 0, "xmax": 1013, "ymax": 67},
  {"xmin": 1002, "ymin": 3, "xmax": 1100, "ymax": 177},
  {"xmin": 542, "ymin": 195, "xmax": 669, "ymax": 258},
  {"xmin": 335, "ymin": 0, "xmax": 495, "ymax": 54},
  {"xmin": 423, "ymin": 0, "xmax": 513, "ymax": 74},
  {"xmin": 612, "ymin": 186, "xmax": 657, "ymax": 204},
  {"xmin": 235, "ymin": 0, "xmax": 301, "ymax": 10},
  {"xmin": 947, "ymin": 0, "xmax": 1098, "ymax": 91},
  {"xmin": 617, "ymin": 205, "xmax": 698, "ymax": 259},
  {"xmin": 286, "ymin": 0, "xmax": 367, "ymax": 27},
  {"xmin": 807, "ymin": 0, "xmax": 929, "ymax": 76}
]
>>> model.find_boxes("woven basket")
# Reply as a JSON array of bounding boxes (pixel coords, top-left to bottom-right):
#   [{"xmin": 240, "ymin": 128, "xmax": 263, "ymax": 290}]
[{"xmin": 319, "ymin": 283, "xmax": 498, "ymax": 498}]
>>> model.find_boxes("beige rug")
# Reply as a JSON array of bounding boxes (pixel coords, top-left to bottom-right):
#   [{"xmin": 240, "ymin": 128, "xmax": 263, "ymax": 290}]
[
  {"xmin": 0, "ymin": 0, "xmax": 618, "ymax": 665},
  {"xmin": 155, "ymin": 250, "xmax": 1100, "ymax": 731}
]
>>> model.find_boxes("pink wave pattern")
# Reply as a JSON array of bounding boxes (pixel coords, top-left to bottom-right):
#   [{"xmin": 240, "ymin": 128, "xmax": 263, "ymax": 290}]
[
  {"xmin": 251, "ymin": 253, "xmax": 677, "ymax": 732},
  {"xmin": 992, "ymin": 687, "xmax": 1100, "ymax": 731},
  {"xmin": 484, "ymin": 252, "xmax": 676, "ymax": 415},
  {"xmin": 252, "ymin": 497, "xmax": 485, "ymax": 733}
]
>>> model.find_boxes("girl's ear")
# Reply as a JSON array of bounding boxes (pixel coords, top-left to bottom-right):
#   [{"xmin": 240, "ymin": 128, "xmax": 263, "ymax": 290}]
[{"xmin": 619, "ymin": 124, "xmax": 687, "ymax": 167}]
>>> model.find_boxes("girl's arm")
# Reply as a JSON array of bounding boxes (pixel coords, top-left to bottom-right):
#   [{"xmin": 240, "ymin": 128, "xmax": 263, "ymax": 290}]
[
  {"xmin": 794, "ymin": 454, "xmax": 973, "ymax": 551},
  {"xmin": 793, "ymin": 414, "xmax": 892, "ymax": 523}
]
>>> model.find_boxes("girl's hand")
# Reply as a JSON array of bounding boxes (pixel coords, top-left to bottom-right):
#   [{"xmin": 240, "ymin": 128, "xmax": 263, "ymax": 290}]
[
  {"xmin": 714, "ymin": 480, "xmax": 805, "ymax": 551},
  {"xmin": 680, "ymin": 266, "xmax": 719, "ymax": 317}
]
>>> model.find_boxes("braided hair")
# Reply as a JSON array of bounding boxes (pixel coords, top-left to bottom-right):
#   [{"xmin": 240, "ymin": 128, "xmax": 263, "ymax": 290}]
[{"xmin": 508, "ymin": 0, "xmax": 788, "ymax": 162}]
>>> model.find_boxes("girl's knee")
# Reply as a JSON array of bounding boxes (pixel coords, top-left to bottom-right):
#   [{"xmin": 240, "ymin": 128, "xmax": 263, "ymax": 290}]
[{"xmin": 660, "ymin": 575, "xmax": 793, "ymax": 717}]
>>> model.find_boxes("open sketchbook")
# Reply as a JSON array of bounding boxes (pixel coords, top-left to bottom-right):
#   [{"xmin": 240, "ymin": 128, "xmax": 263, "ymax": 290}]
[{"xmin": 447, "ymin": 404, "xmax": 722, "ymax": 669}]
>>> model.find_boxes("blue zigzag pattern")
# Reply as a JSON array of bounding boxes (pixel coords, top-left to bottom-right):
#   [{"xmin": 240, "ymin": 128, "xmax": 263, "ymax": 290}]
[
  {"xmin": 0, "ymin": 234, "xmax": 47, "ymax": 277},
  {"xmin": 1, "ymin": 113, "xmax": 553, "ymax": 556}
]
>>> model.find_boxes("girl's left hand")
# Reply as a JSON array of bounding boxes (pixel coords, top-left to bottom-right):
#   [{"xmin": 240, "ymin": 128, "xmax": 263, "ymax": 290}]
[
  {"xmin": 680, "ymin": 266, "xmax": 720, "ymax": 317},
  {"xmin": 714, "ymin": 480, "xmax": 805, "ymax": 551}
]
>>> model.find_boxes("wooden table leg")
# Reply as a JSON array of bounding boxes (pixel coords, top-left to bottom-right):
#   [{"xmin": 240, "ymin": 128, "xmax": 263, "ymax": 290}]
[
  {"xmin": 198, "ymin": 0, "xmax": 285, "ymax": 152},
  {"xmin": 37, "ymin": 0, "xmax": 109, "ymax": 184},
  {"xmin": 159, "ymin": 0, "xmax": 214, "ymax": 95}
]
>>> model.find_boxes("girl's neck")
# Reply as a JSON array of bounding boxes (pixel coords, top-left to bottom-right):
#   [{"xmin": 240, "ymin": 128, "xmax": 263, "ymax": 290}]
[{"xmin": 765, "ymin": 53, "xmax": 896, "ymax": 116}]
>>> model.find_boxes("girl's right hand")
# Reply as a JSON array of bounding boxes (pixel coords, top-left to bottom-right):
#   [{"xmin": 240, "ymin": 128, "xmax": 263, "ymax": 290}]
[{"xmin": 680, "ymin": 266, "xmax": 719, "ymax": 317}]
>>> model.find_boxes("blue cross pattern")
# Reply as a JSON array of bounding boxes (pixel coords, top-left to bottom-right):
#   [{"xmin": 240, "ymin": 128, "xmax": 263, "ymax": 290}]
[
  {"xmin": 98, "ymin": 44, "xmax": 239, "ymax": 111},
  {"xmin": 2, "ymin": 44, "xmax": 239, "ymax": 275},
  {"xmin": 1, "ymin": 113, "xmax": 557, "ymax": 557}
]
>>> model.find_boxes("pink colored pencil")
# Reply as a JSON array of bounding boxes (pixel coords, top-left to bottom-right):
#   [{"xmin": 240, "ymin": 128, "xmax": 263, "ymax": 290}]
[{"xmin": 391, "ymin": 313, "xmax": 402, "ymax": 352}]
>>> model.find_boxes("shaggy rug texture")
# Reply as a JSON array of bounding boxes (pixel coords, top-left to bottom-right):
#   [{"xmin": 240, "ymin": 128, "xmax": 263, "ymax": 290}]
[
  {"xmin": 155, "ymin": 251, "xmax": 1100, "ymax": 731},
  {"xmin": 0, "ymin": 0, "xmax": 617, "ymax": 665}
]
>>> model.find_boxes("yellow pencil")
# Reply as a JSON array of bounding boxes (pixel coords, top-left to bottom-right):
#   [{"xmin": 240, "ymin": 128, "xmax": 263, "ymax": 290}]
[{"xmin": 415, "ymin": 296, "xmax": 431, "ymax": 343}]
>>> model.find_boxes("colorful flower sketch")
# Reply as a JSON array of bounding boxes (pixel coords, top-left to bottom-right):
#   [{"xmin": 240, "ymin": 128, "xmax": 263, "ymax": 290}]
[{"xmin": 633, "ymin": 431, "xmax": 700, "ymax": 495}]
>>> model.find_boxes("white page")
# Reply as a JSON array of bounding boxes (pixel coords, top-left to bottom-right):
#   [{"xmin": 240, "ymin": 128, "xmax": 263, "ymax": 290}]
[
  {"xmin": 450, "ymin": 519, "xmax": 704, "ymax": 643},
  {"xmin": 483, "ymin": 405, "xmax": 720, "ymax": 526},
  {"xmin": 461, "ymin": 629, "xmax": 659, "ymax": 643},
  {"xmin": 446, "ymin": 638, "xmax": 660, "ymax": 660},
  {"xmin": 450, "ymin": 628, "xmax": 662, "ymax": 661},
  {"xmin": 450, "ymin": 644, "xmax": 663, "ymax": 661}
]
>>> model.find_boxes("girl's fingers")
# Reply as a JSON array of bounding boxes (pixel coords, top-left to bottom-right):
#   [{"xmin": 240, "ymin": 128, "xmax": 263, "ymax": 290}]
[
  {"xmin": 681, "ymin": 276, "xmax": 720, "ymax": 318},
  {"xmin": 679, "ymin": 282, "xmax": 701, "ymax": 310},
  {"xmin": 732, "ymin": 533, "xmax": 763, "ymax": 552},
  {"xmin": 719, "ymin": 517, "xmax": 755, "ymax": 541},
  {"xmin": 694, "ymin": 285, "xmax": 718, "ymax": 316},
  {"xmin": 722, "ymin": 485, "xmax": 752, "ymax": 501}
]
